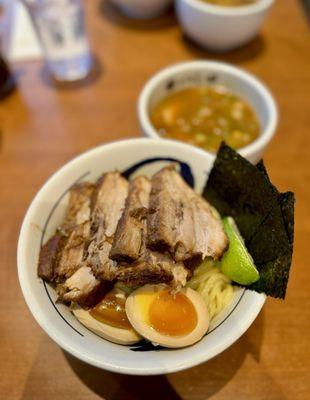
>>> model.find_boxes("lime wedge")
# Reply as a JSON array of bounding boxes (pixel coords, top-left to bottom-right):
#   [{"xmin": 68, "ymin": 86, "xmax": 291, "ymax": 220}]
[{"xmin": 220, "ymin": 217, "xmax": 260, "ymax": 285}]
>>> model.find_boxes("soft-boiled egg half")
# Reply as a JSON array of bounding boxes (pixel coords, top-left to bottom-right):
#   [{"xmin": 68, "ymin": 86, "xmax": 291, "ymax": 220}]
[
  {"xmin": 125, "ymin": 284, "xmax": 210, "ymax": 348},
  {"xmin": 73, "ymin": 288, "xmax": 141, "ymax": 345}
]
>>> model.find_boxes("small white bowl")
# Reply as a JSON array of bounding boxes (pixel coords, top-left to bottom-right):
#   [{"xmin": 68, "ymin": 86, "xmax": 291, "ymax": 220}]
[
  {"xmin": 176, "ymin": 0, "xmax": 274, "ymax": 51},
  {"xmin": 18, "ymin": 138, "xmax": 265, "ymax": 375},
  {"xmin": 138, "ymin": 61, "xmax": 278, "ymax": 164},
  {"xmin": 109, "ymin": 0, "xmax": 172, "ymax": 19}
]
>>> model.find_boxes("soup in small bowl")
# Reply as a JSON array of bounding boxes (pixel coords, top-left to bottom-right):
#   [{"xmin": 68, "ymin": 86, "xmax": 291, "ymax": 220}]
[
  {"xmin": 201, "ymin": 0, "xmax": 257, "ymax": 6},
  {"xmin": 150, "ymin": 85, "xmax": 260, "ymax": 153},
  {"xmin": 138, "ymin": 61, "xmax": 278, "ymax": 163}
]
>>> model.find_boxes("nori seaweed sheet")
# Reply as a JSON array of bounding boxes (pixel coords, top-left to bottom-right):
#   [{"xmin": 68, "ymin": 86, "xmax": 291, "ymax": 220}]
[
  {"xmin": 280, "ymin": 191, "xmax": 295, "ymax": 247},
  {"xmin": 250, "ymin": 191, "xmax": 295, "ymax": 298},
  {"xmin": 256, "ymin": 160, "xmax": 280, "ymax": 199},
  {"xmin": 250, "ymin": 253, "xmax": 292, "ymax": 299},
  {"xmin": 203, "ymin": 143, "xmax": 295, "ymax": 299},
  {"xmin": 203, "ymin": 144, "xmax": 280, "ymax": 241},
  {"xmin": 256, "ymin": 161, "xmax": 295, "ymax": 249},
  {"xmin": 247, "ymin": 206, "xmax": 290, "ymax": 265}
]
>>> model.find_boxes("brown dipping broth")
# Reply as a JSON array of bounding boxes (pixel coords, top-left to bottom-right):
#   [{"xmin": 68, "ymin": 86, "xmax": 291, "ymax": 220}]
[
  {"xmin": 150, "ymin": 86, "xmax": 260, "ymax": 153},
  {"xmin": 201, "ymin": 0, "xmax": 256, "ymax": 6},
  {"xmin": 90, "ymin": 290, "xmax": 132, "ymax": 330}
]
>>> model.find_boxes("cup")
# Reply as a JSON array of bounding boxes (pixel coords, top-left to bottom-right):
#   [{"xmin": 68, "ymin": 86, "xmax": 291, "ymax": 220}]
[
  {"xmin": 0, "ymin": 0, "xmax": 15, "ymax": 99},
  {"xmin": 23, "ymin": 0, "xmax": 93, "ymax": 81}
]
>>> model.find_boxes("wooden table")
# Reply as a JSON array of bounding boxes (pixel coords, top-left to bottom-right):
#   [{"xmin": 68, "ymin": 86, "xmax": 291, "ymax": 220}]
[{"xmin": 1, "ymin": 1, "xmax": 309, "ymax": 399}]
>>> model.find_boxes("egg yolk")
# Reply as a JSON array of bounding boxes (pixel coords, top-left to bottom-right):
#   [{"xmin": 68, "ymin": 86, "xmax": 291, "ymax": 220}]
[
  {"xmin": 149, "ymin": 290, "xmax": 198, "ymax": 336},
  {"xmin": 90, "ymin": 291, "xmax": 132, "ymax": 330}
]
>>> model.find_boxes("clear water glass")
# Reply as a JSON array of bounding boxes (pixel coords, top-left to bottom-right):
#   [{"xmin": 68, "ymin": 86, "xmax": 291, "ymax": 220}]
[{"xmin": 24, "ymin": 0, "xmax": 92, "ymax": 81}]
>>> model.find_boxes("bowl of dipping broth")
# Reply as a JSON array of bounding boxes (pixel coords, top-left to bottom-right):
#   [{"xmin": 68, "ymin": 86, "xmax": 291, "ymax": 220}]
[
  {"xmin": 109, "ymin": 0, "xmax": 172, "ymax": 19},
  {"xmin": 138, "ymin": 61, "xmax": 278, "ymax": 163},
  {"xmin": 176, "ymin": 0, "xmax": 274, "ymax": 52}
]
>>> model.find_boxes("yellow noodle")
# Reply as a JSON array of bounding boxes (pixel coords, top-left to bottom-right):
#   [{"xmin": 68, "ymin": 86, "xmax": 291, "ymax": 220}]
[{"xmin": 187, "ymin": 260, "xmax": 234, "ymax": 320}]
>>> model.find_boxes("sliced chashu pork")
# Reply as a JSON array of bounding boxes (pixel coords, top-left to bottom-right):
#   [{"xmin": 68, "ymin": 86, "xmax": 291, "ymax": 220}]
[
  {"xmin": 147, "ymin": 166, "xmax": 195, "ymax": 259},
  {"xmin": 39, "ymin": 167, "xmax": 226, "ymax": 304},
  {"xmin": 55, "ymin": 182, "xmax": 94, "ymax": 281},
  {"xmin": 116, "ymin": 251, "xmax": 188, "ymax": 288},
  {"xmin": 38, "ymin": 234, "xmax": 65, "ymax": 282},
  {"xmin": 147, "ymin": 166, "xmax": 228, "ymax": 266},
  {"xmin": 110, "ymin": 176, "xmax": 151, "ymax": 262},
  {"xmin": 63, "ymin": 182, "xmax": 94, "ymax": 232},
  {"xmin": 111, "ymin": 176, "xmax": 189, "ymax": 288},
  {"xmin": 86, "ymin": 172, "xmax": 129, "ymax": 280},
  {"xmin": 58, "ymin": 265, "xmax": 112, "ymax": 308},
  {"xmin": 38, "ymin": 182, "xmax": 94, "ymax": 282},
  {"xmin": 58, "ymin": 172, "xmax": 129, "ymax": 304},
  {"xmin": 56, "ymin": 221, "xmax": 91, "ymax": 280}
]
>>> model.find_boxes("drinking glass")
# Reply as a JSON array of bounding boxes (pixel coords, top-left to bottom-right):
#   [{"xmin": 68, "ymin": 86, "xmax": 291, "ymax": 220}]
[
  {"xmin": 23, "ymin": 0, "xmax": 93, "ymax": 81},
  {"xmin": 0, "ymin": 0, "xmax": 15, "ymax": 99}
]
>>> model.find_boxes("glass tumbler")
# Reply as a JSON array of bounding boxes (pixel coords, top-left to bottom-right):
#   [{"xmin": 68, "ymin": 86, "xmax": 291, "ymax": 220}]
[
  {"xmin": 0, "ymin": 0, "xmax": 16, "ymax": 98},
  {"xmin": 23, "ymin": 0, "xmax": 93, "ymax": 81}
]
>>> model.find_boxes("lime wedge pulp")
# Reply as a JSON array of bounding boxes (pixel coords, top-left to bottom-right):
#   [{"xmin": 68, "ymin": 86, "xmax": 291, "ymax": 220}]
[{"xmin": 219, "ymin": 217, "xmax": 260, "ymax": 285}]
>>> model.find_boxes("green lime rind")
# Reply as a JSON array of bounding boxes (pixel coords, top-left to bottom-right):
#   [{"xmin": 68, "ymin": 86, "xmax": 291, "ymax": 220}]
[{"xmin": 220, "ymin": 217, "xmax": 260, "ymax": 285}]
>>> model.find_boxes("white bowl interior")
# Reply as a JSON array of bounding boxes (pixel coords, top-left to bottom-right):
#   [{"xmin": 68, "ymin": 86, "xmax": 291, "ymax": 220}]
[
  {"xmin": 180, "ymin": 0, "xmax": 274, "ymax": 15},
  {"xmin": 18, "ymin": 138, "xmax": 265, "ymax": 375}
]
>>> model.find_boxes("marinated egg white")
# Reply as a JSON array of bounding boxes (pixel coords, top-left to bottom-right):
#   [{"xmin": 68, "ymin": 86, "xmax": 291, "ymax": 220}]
[
  {"xmin": 125, "ymin": 284, "xmax": 209, "ymax": 348},
  {"xmin": 73, "ymin": 288, "xmax": 141, "ymax": 345}
]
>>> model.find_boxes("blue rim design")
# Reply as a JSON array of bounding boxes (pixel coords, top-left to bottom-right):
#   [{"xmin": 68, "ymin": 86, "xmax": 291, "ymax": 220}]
[{"xmin": 122, "ymin": 157, "xmax": 194, "ymax": 188}]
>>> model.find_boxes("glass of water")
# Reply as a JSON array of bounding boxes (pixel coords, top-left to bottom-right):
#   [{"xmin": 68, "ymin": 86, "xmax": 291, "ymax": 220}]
[{"xmin": 23, "ymin": 0, "xmax": 93, "ymax": 81}]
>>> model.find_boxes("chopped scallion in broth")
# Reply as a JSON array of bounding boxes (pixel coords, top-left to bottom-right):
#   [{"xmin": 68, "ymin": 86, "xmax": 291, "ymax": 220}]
[
  {"xmin": 150, "ymin": 86, "xmax": 260, "ymax": 153},
  {"xmin": 201, "ymin": 0, "xmax": 256, "ymax": 6}
]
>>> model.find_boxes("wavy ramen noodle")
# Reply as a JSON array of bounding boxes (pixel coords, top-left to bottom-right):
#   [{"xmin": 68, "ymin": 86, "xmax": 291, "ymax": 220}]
[{"xmin": 187, "ymin": 260, "xmax": 234, "ymax": 320}]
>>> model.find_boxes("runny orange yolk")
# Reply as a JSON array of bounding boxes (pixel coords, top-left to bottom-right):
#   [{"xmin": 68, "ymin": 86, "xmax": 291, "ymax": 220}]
[
  {"xmin": 149, "ymin": 290, "xmax": 198, "ymax": 336},
  {"xmin": 90, "ymin": 291, "xmax": 132, "ymax": 330}
]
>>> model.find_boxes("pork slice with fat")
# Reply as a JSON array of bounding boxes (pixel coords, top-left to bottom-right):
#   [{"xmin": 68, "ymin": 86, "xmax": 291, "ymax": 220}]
[
  {"xmin": 91, "ymin": 172, "xmax": 129, "ymax": 238},
  {"xmin": 87, "ymin": 172, "xmax": 129, "ymax": 280},
  {"xmin": 116, "ymin": 250, "xmax": 188, "ymax": 288},
  {"xmin": 147, "ymin": 165, "xmax": 228, "ymax": 267},
  {"xmin": 38, "ymin": 234, "xmax": 65, "ymax": 281},
  {"xmin": 110, "ymin": 176, "xmax": 151, "ymax": 262},
  {"xmin": 113, "ymin": 172, "xmax": 189, "ymax": 288},
  {"xmin": 57, "ymin": 173, "xmax": 128, "ymax": 304},
  {"xmin": 55, "ymin": 221, "xmax": 91, "ymax": 280},
  {"xmin": 62, "ymin": 182, "xmax": 94, "ymax": 233},
  {"xmin": 57, "ymin": 266, "xmax": 113, "ymax": 308},
  {"xmin": 38, "ymin": 182, "xmax": 94, "ymax": 283},
  {"xmin": 147, "ymin": 166, "xmax": 195, "ymax": 260},
  {"xmin": 189, "ymin": 192, "xmax": 228, "ymax": 264}
]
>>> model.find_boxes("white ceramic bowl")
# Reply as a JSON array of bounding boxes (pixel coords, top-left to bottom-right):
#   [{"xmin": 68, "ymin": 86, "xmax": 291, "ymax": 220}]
[
  {"xmin": 109, "ymin": 0, "xmax": 172, "ymax": 19},
  {"xmin": 138, "ymin": 61, "xmax": 278, "ymax": 164},
  {"xmin": 176, "ymin": 0, "xmax": 274, "ymax": 51},
  {"xmin": 18, "ymin": 138, "xmax": 265, "ymax": 375}
]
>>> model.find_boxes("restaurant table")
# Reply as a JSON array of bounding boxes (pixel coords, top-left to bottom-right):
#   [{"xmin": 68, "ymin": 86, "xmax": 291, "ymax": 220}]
[{"xmin": 0, "ymin": 0, "xmax": 309, "ymax": 399}]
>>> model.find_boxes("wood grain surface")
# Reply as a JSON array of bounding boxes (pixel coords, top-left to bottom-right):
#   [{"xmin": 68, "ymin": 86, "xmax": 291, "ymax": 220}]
[{"xmin": 1, "ymin": 0, "xmax": 309, "ymax": 399}]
